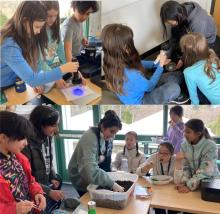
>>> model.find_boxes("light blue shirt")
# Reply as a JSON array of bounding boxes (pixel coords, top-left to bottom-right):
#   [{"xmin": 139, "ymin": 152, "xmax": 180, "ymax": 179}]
[
  {"xmin": 183, "ymin": 60, "xmax": 220, "ymax": 104},
  {"xmin": 0, "ymin": 37, "xmax": 63, "ymax": 88},
  {"xmin": 116, "ymin": 61, "xmax": 164, "ymax": 104}
]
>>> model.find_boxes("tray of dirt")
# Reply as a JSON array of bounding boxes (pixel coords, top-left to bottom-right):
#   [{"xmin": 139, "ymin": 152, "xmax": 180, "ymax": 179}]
[{"xmin": 87, "ymin": 172, "xmax": 138, "ymax": 209}]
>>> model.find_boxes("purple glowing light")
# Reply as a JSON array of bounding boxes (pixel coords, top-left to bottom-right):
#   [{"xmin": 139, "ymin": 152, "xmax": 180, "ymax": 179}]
[{"xmin": 72, "ymin": 87, "xmax": 84, "ymax": 96}]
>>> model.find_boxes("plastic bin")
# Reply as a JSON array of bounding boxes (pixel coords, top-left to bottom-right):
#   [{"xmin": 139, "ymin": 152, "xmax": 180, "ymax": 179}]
[{"xmin": 87, "ymin": 172, "xmax": 138, "ymax": 209}]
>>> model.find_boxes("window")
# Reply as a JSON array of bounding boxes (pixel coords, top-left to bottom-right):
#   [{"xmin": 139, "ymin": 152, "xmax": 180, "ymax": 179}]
[
  {"xmin": 167, "ymin": 105, "xmax": 220, "ymax": 137},
  {"xmin": 61, "ymin": 105, "xmax": 93, "ymax": 130},
  {"xmin": 100, "ymin": 105, "xmax": 164, "ymax": 136}
]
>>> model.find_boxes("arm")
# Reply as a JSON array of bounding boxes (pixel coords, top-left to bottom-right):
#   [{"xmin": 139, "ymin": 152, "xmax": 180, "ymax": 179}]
[
  {"xmin": 136, "ymin": 154, "xmax": 154, "ymax": 176},
  {"xmin": 57, "ymin": 39, "xmax": 66, "ymax": 65},
  {"xmin": 184, "ymin": 69, "xmax": 199, "ymax": 105},
  {"xmin": 78, "ymin": 135, "xmax": 114, "ymax": 188},
  {"xmin": 62, "ymin": 24, "xmax": 74, "ymax": 62},
  {"xmin": 4, "ymin": 45, "xmax": 63, "ymax": 87}
]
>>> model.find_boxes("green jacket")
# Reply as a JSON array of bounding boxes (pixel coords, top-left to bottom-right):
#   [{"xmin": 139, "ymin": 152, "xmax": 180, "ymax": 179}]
[
  {"xmin": 68, "ymin": 128, "xmax": 114, "ymax": 192},
  {"xmin": 174, "ymin": 137, "xmax": 219, "ymax": 190}
]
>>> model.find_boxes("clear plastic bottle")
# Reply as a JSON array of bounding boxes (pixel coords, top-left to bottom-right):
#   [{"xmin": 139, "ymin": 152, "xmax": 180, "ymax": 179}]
[{"xmin": 121, "ymin": 158, "xmax": 129, "ymax": 172}]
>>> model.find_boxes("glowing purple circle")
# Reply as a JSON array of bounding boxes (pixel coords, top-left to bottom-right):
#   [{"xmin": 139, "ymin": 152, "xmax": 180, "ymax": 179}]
[{"xmin": 72, "ymin": 87, "xmax": 84, "ymax": 96}]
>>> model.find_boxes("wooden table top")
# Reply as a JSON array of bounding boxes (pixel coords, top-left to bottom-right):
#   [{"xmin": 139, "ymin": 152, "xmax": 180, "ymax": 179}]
[
  {"xmin": 149, "ymin": 179, "xmax": 220, "ymax": 214},
  {"xmin": 4, "ymin": 79, "xmax": 101, "ymax": 105}
]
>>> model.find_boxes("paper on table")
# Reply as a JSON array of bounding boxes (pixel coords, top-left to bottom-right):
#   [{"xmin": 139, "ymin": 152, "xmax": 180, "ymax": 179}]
[
  {"xmin": 135, "ymin": 185, "xmax": 152, "ymax": 198},
  {"xmin": 61, "ymin": 85, "xmax": 97, "ymax": 101}
]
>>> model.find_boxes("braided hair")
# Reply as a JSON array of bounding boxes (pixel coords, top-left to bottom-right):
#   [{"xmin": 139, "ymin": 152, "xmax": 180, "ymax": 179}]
[{"xmin": 123, "ymin": 131, "xmax": 140, "ymax": 157}]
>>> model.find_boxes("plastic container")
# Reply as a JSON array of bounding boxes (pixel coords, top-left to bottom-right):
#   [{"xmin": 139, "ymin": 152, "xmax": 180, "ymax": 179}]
[{"xmin": 87, "ymin": 172, "xmax": 138, "ymax": 209}]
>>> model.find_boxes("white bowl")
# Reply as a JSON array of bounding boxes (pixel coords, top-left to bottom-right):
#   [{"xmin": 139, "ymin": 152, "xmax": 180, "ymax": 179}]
[{"xmin": 150, "ymin": 175, "xmax": 173, "ymax": 185}]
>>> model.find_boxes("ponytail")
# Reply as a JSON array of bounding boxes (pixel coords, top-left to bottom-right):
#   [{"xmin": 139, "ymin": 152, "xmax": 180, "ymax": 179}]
[{"xmin": 203, "ymin": 128, "xmax": 212, "ymax": 139}]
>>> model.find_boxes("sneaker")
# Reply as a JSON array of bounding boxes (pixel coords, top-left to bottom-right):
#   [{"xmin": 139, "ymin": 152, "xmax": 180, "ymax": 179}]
[{"xmin": 169, "ymin": 94, "xmax": 190, "ymax": 104}]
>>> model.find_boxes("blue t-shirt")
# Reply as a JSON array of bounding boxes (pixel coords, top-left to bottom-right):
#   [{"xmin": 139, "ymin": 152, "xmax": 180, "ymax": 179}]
[
  {"xmin": 183, "ymin": 60, "xmax": 220, "ymax": 104},
  {"xmin": 0, "ymin": 37, "xmax": 63, "ymax": 88},
  {"xmin": 116, "ymin": 61, "xmax": 163, "ymax": 104}
]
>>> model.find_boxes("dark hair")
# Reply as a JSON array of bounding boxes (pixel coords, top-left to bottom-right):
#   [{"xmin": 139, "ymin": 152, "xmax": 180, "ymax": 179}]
[
  {"xmin": 0, "ymin": 1, "xmax": 48, "ymax": 70},
  {"xmin": 101, "ymin": 24, "xmax": 145, "ymax": 94},
  {"xmin": 98, "ymin": 110, "xmax": 122, "ymax": 130},
  {"xmin": 185, "ymin": 119, "xmax": 211, "ymax": 139},
  {"xmin": 170, "ymin": 105, "xmax": 183, "ymax": 117},
  {"xmin": 71, "ymin": 1, "xmax": 99, "ymax": 14},
  {"xmin": 123, "ymin": 131, "xmax": 140, "ymax": 157},
  {"xmin": 0, "ymin": 111, "xmax": 34, "ymax": 141},
  {"xmin": 41, "ymin": 1, "xmax": 61, "ymax": 43},
  {"xmin": 158, "ymin": 142, "xmax": 174, "ymax": 155},
  {"xmin": 160, "ymin": 1, "xmax": 188, "ymax": 39},
  {"xmin": 29, "ymin": 105, "xmax": 59, "ymax": 132}
]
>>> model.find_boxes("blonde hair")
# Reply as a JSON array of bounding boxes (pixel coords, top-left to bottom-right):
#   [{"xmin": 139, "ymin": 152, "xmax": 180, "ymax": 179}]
[{"xmin": 180, "ymin": 33, "xmax": 220, "ymax": 83}]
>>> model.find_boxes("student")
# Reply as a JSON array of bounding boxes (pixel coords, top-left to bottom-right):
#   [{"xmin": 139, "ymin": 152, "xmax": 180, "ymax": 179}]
[
  {"xmin": 0, "ymin": 111, "xmax": 46, "ymax": 213},
  {"xmin": 101, "ymin": 24, "xmax": 182, "ymax": 104},
  {"xmin": 174, "ymin": 119, "xmax": 219, "ymax": 193},
  {"xmin": 38, "ymin": 0, "xmax": 67, "ymax": 92},
  {"xmin": 137, "ymin": 142, "xmax": 176, "ymax": 214},
  {"xmin": 180, "ymin": 33, "xmax": 220, "ymax": 105},
  {"xmin": 0, "ymin": 1, "xmax": 79, "ymax": 89},
  {"xmin": 22, "ymin": 105, "xmax": 64, "ymax": 213},
  {"xmin": 113, "ymin": 131, "xmax": 146, "ymax": 173},
  {"xmin": 160, "ymin": 0, "xmax": 216, "ymax": 66},
  {"xmin": 68, "ymin": 110, "xmax": 124, "ymax": 196},
  {"xmin": 165, "ymin": 105, "xmax": 184, "ymax": 153},
  {"xmin": 61, "ymin": 1, "xmax": 99, "ymax": 61}
]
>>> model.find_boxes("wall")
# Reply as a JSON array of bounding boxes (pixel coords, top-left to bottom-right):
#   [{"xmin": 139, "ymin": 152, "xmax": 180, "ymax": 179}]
[{"xmin": 102, "ymin": 0, "xmax": 212, "ymax": 54}]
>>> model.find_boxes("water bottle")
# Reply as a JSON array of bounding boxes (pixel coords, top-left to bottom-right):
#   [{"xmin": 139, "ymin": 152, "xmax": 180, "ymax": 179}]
[
  {"xmin": 88, "ymin": 201, "xmax": 96, "ymax": 214},
  {"xmin": 121, "ymin": 158, "xmax": 129, "ymax": 172},
  {"xmin": 15, "ymin": 77, "xmax": 26, "ymax": 93}
]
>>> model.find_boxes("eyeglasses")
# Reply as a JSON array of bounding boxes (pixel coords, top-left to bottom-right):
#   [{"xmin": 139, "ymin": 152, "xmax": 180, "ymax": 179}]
[{"xmin": 158, "ymin": 151, "xmax": 170, "ymax": 156}]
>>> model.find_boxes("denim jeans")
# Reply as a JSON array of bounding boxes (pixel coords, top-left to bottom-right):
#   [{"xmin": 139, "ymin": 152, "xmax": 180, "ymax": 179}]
[{"xmin": 142, "ymin": 71, "xmax": 183, "ymax": 104}]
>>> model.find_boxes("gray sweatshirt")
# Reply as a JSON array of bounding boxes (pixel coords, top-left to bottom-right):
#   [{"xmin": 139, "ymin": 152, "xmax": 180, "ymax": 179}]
[
  {"xmin": 68, "ymin": 129, "xmax": 114, "ymax": 192},
  {"xmin": 184, "ymin": 2, "xmax": 217, "ymax": 44}
]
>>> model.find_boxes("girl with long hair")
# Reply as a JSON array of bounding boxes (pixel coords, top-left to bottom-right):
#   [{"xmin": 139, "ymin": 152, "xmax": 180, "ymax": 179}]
[
  {"xmin": 174, "ymin": 119, "xmax": 219, "ymax": 193},
  {"xmin": 113, "ymin": 131, "xmax": 146, "ymax": 173},
  {"xmin": 0, "ymin": 1, "xmax": 79, "ymax": 89},
  {"xmin": 160, "ymin": 1, "xmax": 216, "ymax": 66},
  {"xmin": 102, "ymin": 23, "xmax": 182, "ymax": 104},
  {"xmin": 180, "ymin": 33, "xmax": 220, "ymax": 104}
]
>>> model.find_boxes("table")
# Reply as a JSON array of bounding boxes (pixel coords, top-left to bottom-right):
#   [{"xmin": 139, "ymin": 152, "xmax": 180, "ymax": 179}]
[
  {"xmin": 80, "ymin": 178, "xmax": 151, "ymax": 214},
  {"xmin": 149, "ymin": 180, "xmax": 220, "ymax": 214},
  {"xmin": 4, "ymin": 79, "xmax": 101, "ymax": 105},
  {"xmin": 43, "ymin": 79, "xmax": 101, "ymax": 105}
]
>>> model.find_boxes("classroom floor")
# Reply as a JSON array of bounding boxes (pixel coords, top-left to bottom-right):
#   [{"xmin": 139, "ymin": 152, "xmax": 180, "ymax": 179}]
[{"xmin": 100, "ymin": 36, "xmax": 220, "ymax": 104}]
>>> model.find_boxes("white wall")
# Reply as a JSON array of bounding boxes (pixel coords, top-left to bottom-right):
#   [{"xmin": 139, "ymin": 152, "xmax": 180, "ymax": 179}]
[{"xmin": 102, "ymin": 0, "xmax": 212, "ymax": 54}]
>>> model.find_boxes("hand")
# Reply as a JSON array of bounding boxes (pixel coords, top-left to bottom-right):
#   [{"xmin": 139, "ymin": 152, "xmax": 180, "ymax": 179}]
[
  {"xmin": 169, "ymin": 120, "xmax": 175, "ymax": 127},
  {"xmin": 82, "ymin": 38, "xmax": 89, "ymax": 46},
  {"xmin": 78, "ymin": 71, "xmax": 86, "ymax": 85},
  {"xmin": 175, "ymin": 184, "xmax": 190, "ymax": 193},
  {"xmin": 159, "ymin": 51, "xmax": 168, "ymax": 67},
  {"xmin": 112, "ymin": 182, "xmax": 124, "ymax": 192},
  {"xmin": 60, "ymin": 62, "xmax": 79, "ymax": 74},
  {"xmin": 33, "ymin": 86, "xmax": 44, "ymax": 94},
  {"xmin": 176, "ymin": 152, "xmax": 186, "ymax": 162},
  {"xmin": 16, "ymin": 200, "xmax": 34, "ymax": 214},
  {"xmin": 51, "ymin": 179, "xmax": 60, "ymax": 189},
  {"xmin": 49, "ymin": 190, "xmax": 64, "ymax": 201},
  {"xmin": 176, "ymin": 59, "xmax": 183, "ymax": 70},
  {"xmin": 34, "ymin": 194, "xmax": 46, "ymax": 211},
  {"xmin": 55, "ymin": 79, "xmax": 68, "ymax": 89},
  {"xmin": 141, "ymin": 161, "xmax": 153, "ymax": 173}
]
